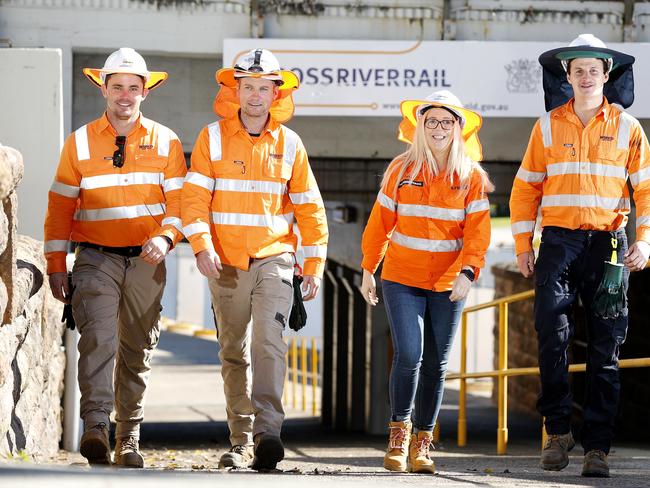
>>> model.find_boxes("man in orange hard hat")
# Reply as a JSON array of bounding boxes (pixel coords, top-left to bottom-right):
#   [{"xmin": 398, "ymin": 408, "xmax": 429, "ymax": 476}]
[
  {"xmin": 44, "ymin": 47, "xmax": 186, "ymax": 467},
  {"xmin": 182, "ymin": 48, "xmax": 328, "ymax": 471}
]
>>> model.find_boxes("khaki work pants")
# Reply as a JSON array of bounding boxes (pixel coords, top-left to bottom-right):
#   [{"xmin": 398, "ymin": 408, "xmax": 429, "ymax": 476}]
[
  {"xmin": 208, "ymin": 252, "xmax": 294, "ymax": 446},
  {"xmin": 71, "ymin": 247, "xmax": 165, "ymax": 440}
]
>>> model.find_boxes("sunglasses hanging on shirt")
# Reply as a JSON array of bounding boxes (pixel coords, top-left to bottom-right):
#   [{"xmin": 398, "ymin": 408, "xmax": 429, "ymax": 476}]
[{"xmin": 112, "ymin": 136, "xmax": 126, "ymax": 168}]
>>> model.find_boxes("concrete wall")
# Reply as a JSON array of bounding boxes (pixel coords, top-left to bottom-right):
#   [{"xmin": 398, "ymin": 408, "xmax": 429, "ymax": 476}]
[{"xmin": 0, "ymin": 49, "xmax": 63, "ymax": 240}]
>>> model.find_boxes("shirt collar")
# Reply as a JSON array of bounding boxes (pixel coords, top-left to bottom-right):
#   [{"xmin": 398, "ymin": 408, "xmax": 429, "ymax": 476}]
[
  {"xmin": 558, "ymin": 97, "xmax": 609, "ymax": 120},
  {"xmin": 222, "ymin": 114, "xmax": 281, "ymax": 141},
  {"xmin": 96, "ymin": 112, "xmax": 148, "ymax": 136}
]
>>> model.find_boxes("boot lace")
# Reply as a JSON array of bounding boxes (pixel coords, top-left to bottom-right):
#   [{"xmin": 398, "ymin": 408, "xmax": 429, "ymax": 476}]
[
  {"xmin": 544, "ymin": 434, "xmax": 570, "ymax": 450},
  {"xmin": 119, "ymin": 436, "xmax": 139, "ymax": 453},
  {"xmin": 415, "ymin": 436, "xmax": 433, "ymax": 458},
  {"xmin": 388, "ymin": 426, "xmax": 408, "ymax": 450},
  {"xmin": 230, "ymin": 445, "xmax": 250, "ymax": 455},
  {"xmin": 585, "ymin": 449, "xmax": 607, "ymax": 461}
]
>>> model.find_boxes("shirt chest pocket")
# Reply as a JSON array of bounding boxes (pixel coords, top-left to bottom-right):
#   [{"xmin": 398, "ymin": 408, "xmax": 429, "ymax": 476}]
[
  {"xmin": 264, "ymin": 159, "xmax": 292, "ymax": 182},
  {"xmin": 546, "ymin": 145, "xmax": 576, "ymax": 164},
  {"xmin": 213, "ymin": 160, "xmax": 246, "ymax": 177},
  {"xmin": 134, "ymin": 153, "xmax": 167, "ymax": 172},
  {"xmin": 589, "ymin": 146, "xmax": 628, "ymax": 167}
]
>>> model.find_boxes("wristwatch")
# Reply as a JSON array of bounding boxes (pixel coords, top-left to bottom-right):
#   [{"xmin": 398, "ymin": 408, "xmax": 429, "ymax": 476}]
[{"xmin": 460, "ymin": 268, "xmax": 476, "ymax": 282}]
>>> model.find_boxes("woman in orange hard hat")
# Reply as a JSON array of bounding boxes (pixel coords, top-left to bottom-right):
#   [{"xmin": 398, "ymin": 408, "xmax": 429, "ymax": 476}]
[{"xmin": 360, "ymin": 90, "xmax": 492, "ymax": 474}]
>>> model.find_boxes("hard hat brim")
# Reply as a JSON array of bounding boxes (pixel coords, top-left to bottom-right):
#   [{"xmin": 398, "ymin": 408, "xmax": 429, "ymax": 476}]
[
  {"xmin": 83, "ymin": 68, "xmax": 168, "ymax": 91},
  {"xmin": 216, "ymin": 67, "xmax": 300, "ymax": 91},
  {"xmin": 398, "ymin": 99, "xmax": 483, "ymax": 161},
  {"xmin": 539, "ymin": 46, "xmax": 634, "ymax": 75}
]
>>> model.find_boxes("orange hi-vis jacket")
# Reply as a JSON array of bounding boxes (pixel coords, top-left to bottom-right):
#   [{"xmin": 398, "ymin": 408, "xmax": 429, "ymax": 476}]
[
  {"xmin": 181, "ymin": 116, "xmax": 328, "ymax": 277},
  {"xmin": 510, "ymin": 98, "xmax": 650, "ymax": 256},
  {"xmin": 361, "ymin": 161, "xmax": 491, "ymax": 291},
  {"xmin": 44, "ymin": 113, "xmax": 187, "ymax": 274}
]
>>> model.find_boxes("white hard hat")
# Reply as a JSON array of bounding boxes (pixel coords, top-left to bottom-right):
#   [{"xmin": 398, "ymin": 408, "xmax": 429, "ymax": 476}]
[
  {"xmin": 83, "ymin": 47, "xmax": 168, "ymax": 90},
  {"xmin": 558, "ymin": 34, "xmax": 614, "ymax": 73},
  {"xmin": 233, "ymin": 48, "xmax": 283, "ymax": 82}
]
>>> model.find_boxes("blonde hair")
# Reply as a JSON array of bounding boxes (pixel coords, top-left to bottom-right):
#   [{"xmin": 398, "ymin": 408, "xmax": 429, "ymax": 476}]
[{"xmin": 381, "ymin": 109, "xmax": 494, "ymax": 196}]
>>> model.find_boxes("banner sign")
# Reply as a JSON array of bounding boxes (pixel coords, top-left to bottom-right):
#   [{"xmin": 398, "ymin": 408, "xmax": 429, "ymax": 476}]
[{"xmin": 224, "ymin": 38, "xmax": 650, "ymax": 118}]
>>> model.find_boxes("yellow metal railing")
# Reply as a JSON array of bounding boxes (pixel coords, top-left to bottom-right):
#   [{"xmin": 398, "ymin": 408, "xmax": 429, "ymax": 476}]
[
  {"xmin": 447, "ymin": 289, "xmax": 650, "ymax": 454},
  {"xmin": 283, "ymin": 337, "xmax": 321, "ymax": 416}
]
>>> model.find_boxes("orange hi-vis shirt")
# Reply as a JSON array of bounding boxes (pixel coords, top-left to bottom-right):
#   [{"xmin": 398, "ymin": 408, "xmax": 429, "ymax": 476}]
[
  {"xmin": 361, "ymin": 161, "xmax": 491, "ymax": 291},
  {"xmin": 510, "ymin": 98, "xmax": 650, "ymax": 256},
  {"xmin": 181, "ymin": 116, "xmax": 328, "ymax": 277},
  {"xmin": 44, "ymin": 113, "xmax": 187, "ymax": 274}
]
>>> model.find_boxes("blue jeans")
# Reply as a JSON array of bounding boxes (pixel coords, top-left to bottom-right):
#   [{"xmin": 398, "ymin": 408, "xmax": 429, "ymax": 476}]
[{"xmin": 382, "ymin": 279, "xmax": 465, "ymax": 431}]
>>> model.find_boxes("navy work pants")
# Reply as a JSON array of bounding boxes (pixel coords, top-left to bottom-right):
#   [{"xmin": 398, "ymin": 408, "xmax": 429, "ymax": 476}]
[{"xmin": 534, "ymin": 226, "xmax": 629, "ymax": 454}]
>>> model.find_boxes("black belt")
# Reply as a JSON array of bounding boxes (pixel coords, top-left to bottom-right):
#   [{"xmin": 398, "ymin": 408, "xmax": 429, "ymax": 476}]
[{"xmin": 79, "ymin": 242, "xmax": 142, "ymax": 257}]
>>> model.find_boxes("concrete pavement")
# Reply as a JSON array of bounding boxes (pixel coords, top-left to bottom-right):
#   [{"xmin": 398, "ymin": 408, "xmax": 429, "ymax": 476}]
[{"xmin": 2, "ymin": 329, "xmax": 649, "ymax": 487}]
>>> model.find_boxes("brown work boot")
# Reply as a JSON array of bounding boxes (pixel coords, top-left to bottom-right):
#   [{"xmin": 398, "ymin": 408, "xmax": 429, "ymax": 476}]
[
  {"xmin": 540, "ymin": 432, "xmax": 575, "ymax": 471},
  {"xmin": 383, "ymin": 420, "xmax": 411, "ymax": 472},
  {"xmin": 80, "ymin": 422, "xmax": 111, "ymax": 465},
  {"xmin": 114, "ymin": 436, "xmax": 144, "ymax": 468},
  {"xmin": 219, "ymin": 444, "xmax": 254, "ymax": 469},
  {"xmin": 408, "ymin": 430, "xmax": 435, "ymax": 473},
  {"xmin": 582, "ymin": 450, "xmax": 610, "ymax": 478},
  {"xmin": 251, "ymin": 434, "xmax": 284, "ymax": 471}
]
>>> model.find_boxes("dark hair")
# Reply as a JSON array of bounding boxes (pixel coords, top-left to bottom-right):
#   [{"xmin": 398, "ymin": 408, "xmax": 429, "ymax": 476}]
[
  {"xmin": 566, "ymin": 58, "xmax": 608, "ymax": 74},
  {"xmin": 104, "ymin": 73, "xmax": 146, "ymax": 88}
]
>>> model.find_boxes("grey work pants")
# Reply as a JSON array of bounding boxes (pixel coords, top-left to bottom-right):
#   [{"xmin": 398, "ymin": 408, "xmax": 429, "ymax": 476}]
[
  {"xmin": 208, "ymin": 252, "xmax": 294, "ymax": 446},
  {"xmin": 71, "ymin": 247, "xmax": 165, "ymax": 439}
]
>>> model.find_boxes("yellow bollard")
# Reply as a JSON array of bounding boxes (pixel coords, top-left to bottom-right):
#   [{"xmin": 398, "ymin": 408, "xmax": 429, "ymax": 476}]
[
  {"xmin": 312, "ymin": 338, "xmax": 318, "ymax": 416},
  {"xmin": 541, "ymin": 418, "xmax": 548, "ymax": 450},
  {"xmin": 433, "ymin": 423, "xmax": 441, "ymax": 443},
  {"xmin": 301, "ymin": 338, "xmax": 308, "ymax": 412},
  {"xmin": 283, "ymin": 339, "xmax": 289, "ymax": 405},
  {"xmin": 497, "ymin": 302, "xmax": 509, "ymax": 455},
  {"xmin": 292, "ymin": 337, "xmax": 298, "ymax": 409},
  {"xmin": 458, "ymin": 312, "xmax": 468, "ymax": 447}
]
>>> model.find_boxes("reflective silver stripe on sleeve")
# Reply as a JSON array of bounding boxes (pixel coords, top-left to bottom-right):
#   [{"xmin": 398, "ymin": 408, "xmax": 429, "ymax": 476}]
[
  {"xmin": 163, "ymin": 177, "xmax": 184, "ymax": 193},
  {"xmin": 75, "ymin": 125, "xmax": 90, "ymax": 161},
  {"xmin": 391, "ymin": 231, "xmax": 463, "ymax": 253},
  {"xmin": 208, "ymin": 122, "xmax": 222, "ymax": 161},
  {"xmin": 377, "ymin": 191, "xmax": 396, "ymax": 212},
  {"xmin": 511, "ymin": 220, "xmax": 535, "ymax": 236},
  {"xmin": 44, "ymin": 240, "xmax": 69, "ymax": 253},
  {"xmin": 466, "ymin": 198, "xmax": 490, "ymax": 214},
  {"xmin": 183, "ymin": 222, "xmax": 211, "ymax": 237},
  {"xmin": 630, "ymin": 167, "xmax": 650, "ymax": 187},
  {"xmin": 540, "ymin": 112, "xmax": 552, "ymax": 148},
  {"xmin": 161, "ymin": 217, "xmax": 183, "ymax": 233},
  {"xmin": 157, "ymin": 126, "xmax": 170, "ymax": 157},
  {"xmin": 50, "ymin": 181, "xmax": 80, "ymax": 198},
  {"xmin": 302, "ymin": 245, "xmax": 327, "ymax": 259},
  {"xmin": 636, "ymin": 216, "xmax": 650, "ymax": 228},
  {"xmin": 516, "ymin": 167, "xmax": 546, "ymax": 183},
  {"xmin": 185, "ymin": 172, "xmax": 215, "ymax": 192},
  {"xmin": 74, "ymin": 203, "xmax": 166, "ymax": 221},
  {"xmin": 289, "ymin": 188, "xmax": 322, "ymax": 205}
]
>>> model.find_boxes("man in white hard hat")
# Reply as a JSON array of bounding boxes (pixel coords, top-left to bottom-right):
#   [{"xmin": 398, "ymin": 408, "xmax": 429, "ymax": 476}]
[
  {"xmin": 182, "ymin": 48, "xmax": 328, "ymax": 470},
  {"xmin": 510, "ymin": 34, "xmax": 650, "ymax": 477},
  {"xmin": 44, "ymin": 48, "xmax": 186, "ymax": 467}
]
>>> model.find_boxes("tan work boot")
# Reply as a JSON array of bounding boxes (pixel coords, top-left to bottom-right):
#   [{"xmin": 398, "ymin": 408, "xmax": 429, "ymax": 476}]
[
  {"xmin": 540, "ymin": 432, "xmax": 575, "ymax": 471},
  {"xmin": 383, "ymin": 420, "xmax": 411, "ymax": 472},
  {"xmin": 114, "ymin": 436, "xmax": 144, "ymax": 468},
  {"xmin": 219, "ymin": 444, "xmax": 254, "ymax": 469},
  {"xmin": 408, "ymin": 431, "xmax": 435, "ymax": 473},
  {"xmin": 80, "ymin": 422, "xmax": 111, "ymax": 465},
  {"xmin": 582, "ymin": 449, "xmax": 610, "ymax": 478}
]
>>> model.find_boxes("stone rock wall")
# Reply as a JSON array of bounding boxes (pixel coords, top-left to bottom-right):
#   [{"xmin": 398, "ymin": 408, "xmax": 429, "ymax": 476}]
[{"xmin": 0, "ymin": 144, "xmax": 65, "ymax": 459}]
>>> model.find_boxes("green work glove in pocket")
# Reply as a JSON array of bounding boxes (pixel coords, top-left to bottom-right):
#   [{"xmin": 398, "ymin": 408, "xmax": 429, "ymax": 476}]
[{"xmin": 592, "ymin": 261, "xmax": 626, "ymax": 319}]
